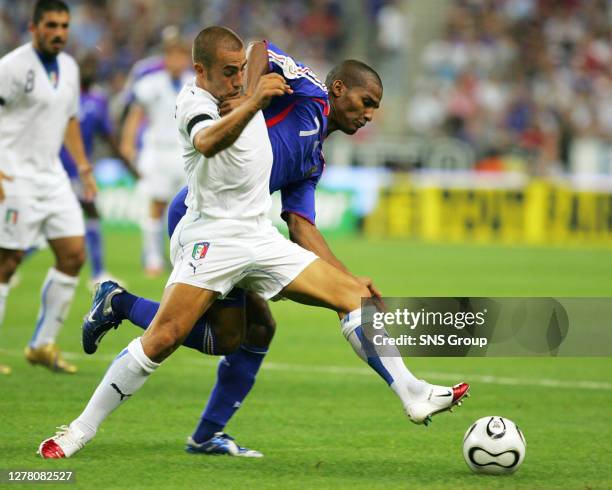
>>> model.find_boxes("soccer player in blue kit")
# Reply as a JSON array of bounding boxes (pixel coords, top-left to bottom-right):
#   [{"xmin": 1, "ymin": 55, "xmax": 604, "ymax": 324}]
[
  {"xmin": 63, "ymin": 38, "xmax": 469, "ymax": 458},
  {"xmin": 60, "ymin": 53, "xmax": 137, "ymax": 285}
]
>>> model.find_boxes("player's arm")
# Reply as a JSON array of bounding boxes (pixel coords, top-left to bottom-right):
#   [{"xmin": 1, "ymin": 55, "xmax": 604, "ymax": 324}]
[
  {"xmin": 285, "ymin": 212, "xmax": 350, "ymax": 273},
  {"xmin": 0, "ymin": 59, "xmax": 18, "ymax": 201},
  {"xmin": 103, "ymin": 133, "xmax": 140, "ymax": 179},
  {"xmin": 193, "ymin": 73, "xmax": 292, "ymax": 158},
  {"xmin": 64, "ymin": 117, "xmax": 97, "ymax": 200},
  {"xmin": 119, "ymin": 103, "xmax": 145, "ymax": 164},
  {"xmin": 286, "ymin": 212, "xmax": 383, "ymax": 300}
]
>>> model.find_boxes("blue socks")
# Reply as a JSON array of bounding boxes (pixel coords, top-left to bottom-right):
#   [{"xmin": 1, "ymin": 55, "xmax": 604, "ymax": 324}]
[
  {"xmin": 192, "ymin": 345, "xmax": 267, "ymax": 443},
  {"xmin": 85, "ymin": 219, "xmax": 104, "ymax": 278},
  {"xmin": 112, "ymin": 295, "xmax": 219, "ymax": 355}
]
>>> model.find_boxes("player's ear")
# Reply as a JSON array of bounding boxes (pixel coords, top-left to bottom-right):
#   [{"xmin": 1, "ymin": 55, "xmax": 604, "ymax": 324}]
[
  {"xmin": 330, "ymin": 80, "xmax": 346, "ymax": 98},
  {"xmin": 193, "ymin": 62, "xmax": 205, "ymax": 76}
]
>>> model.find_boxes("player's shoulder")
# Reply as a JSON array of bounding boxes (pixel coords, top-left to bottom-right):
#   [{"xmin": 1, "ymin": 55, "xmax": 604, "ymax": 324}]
[
  {"xmin": 266, "ymin": 41, "xmax": 327, "ymax": 95},
  {"xmin": 176, "ymin": 81, "xmax": 218, "ymax": 116},
  {"xmin": 131, "ymin": 55, "xmax": 164, "ymax": 80},
  {"xmin": 0, "ymin": 43, "xmax": 34, "ymax": 68},
  {"xmin": 58, "ymin": 51, "xmax": 77, "ymax": 67}
]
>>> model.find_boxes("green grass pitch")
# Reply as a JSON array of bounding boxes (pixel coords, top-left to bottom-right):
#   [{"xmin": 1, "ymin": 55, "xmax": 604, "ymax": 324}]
[{"xmin": 1, "ymin": 231, "xmax": 611, "ymax": 489}]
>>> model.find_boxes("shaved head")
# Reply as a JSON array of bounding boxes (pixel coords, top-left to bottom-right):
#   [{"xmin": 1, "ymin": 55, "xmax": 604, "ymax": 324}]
[
  {"xmin": 325, "ymin": 59, "xmax": 382, "ymax": 91},
  {"xmin": 192, "ymin": 26, "xmax": 243, "ymax": 68}
]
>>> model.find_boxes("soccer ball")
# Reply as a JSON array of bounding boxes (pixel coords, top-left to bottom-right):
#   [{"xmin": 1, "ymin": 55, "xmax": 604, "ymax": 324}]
[{"xmin": 462, "ymin": 416, "xmax": 526, "ymax": 474}]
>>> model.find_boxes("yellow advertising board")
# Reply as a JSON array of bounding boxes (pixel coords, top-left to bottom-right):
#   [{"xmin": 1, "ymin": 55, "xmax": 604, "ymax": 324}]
[{"xmin": 365, "ymin": 175, "xmax": 612, "ymax": 246}]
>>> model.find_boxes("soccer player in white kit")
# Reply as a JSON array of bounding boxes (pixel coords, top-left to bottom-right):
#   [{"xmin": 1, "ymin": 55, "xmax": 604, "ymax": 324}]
[
  {"xmin": 0, "ymin": 0, "xmax": 97, "ymax": 375},
  {"xmin": 120, "ymin": 36, "xmax": 192, "ymax": 277},
  {"xmin": 39, "ymin": 26, "xmax": 469, "ymax": 458}
]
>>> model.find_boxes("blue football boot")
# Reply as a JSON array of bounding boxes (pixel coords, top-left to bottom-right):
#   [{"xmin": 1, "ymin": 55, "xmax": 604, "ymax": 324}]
[
  {"xmin": 185, "ymin": 433, "xmax": 263, "ymax": 458},
  {"xmin": 82, "ymin": 281, "xmax": 125, "ymax": 354}
]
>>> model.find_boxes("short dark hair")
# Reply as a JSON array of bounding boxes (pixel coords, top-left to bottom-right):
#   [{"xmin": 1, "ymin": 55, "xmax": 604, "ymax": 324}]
[
  {"xmin": 325, "ymin": 60, "xmax": 382, "ymax": 91},
  {"xmin": 32, "ymin": 0, "xmax": 69, "ymax": 24},
  {"xmin": 192, "ymin": 26, "xmax": 243, "ymax": 68}
]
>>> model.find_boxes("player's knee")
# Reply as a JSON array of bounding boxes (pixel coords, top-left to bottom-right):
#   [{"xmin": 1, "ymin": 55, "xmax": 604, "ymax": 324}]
[
  {"xmin": 213, "ymin": 329, "xmax": 242, "ymax": 355},
  {"xmin": 245, "ymin": 291, "xmax": 276, "ymax": 347},
  {"xmin": 56, "ymin": 247, "xmax": 86, "ymax": 275},
  {"xmin": 145, "ymin": 324, "xmax": 184, "ymax": 361},
  {"xmin": 0, "ymin": 249, "xmax": 25, "ymax": 281}
]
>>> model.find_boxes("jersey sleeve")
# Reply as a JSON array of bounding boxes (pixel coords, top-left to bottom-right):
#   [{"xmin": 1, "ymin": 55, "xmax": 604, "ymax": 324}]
[
  {"xmin": 176, "ymin": 91, "xmax": 219, "ymax": 146},
  {"xmin": 280, "ymin": 177, "xmax": 317, "ymax": 224},
  {"xmin": 69, "ymin": 63, "xmax": 80, "ymax": 117},
  {"xmin": 265, "ymin": 41, "xmax": 327, "ymax": 99},
  {"xmin": 132, "ymin": 76, "xmax": 153, "ymax": 108},
  {"xmin": 0, "ymin": 57, "xmax": 21, "ymax": 108}
]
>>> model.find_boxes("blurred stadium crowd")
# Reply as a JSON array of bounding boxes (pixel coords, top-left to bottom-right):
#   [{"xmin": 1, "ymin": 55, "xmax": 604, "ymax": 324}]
[
  {"xmin": 1, "ymin": 0, "xmax": 609, "ymax": 174},
  {"xmin": 408, "ymin": 0, "xmax": 611, "ymax": 173}
]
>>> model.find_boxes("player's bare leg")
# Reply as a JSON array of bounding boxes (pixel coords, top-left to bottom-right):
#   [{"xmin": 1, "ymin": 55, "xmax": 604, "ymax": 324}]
[
  {"xmin": 25, "ymin": 236, "xmax": 85, "ymax": 374},
  {"xmin": 142, "ymin": 200, "xmax": 167, "ymax": 278},
  {"xmin": 39, "ymin": 282, "xmax": 220, "ymax": 458},
  {"xmin": 0, "ymin": 248, "xmax": 24, "ymax": 373},
  {"xmin": 282, "ymin": 258, "xmax": 469, "ymax": 425}
]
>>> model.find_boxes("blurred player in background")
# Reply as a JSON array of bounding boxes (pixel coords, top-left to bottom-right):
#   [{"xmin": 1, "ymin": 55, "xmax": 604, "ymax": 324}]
[
  {"xmin": 0, "ymin": 0, "xmax": 96, "ymax": 375},
  {"xmin": 59, "ymin": 53, "xmax": 138, "ymax": 287},
  {"xmin": 120, "ymin": 34, "xmax": 192, "ymax": 277}
]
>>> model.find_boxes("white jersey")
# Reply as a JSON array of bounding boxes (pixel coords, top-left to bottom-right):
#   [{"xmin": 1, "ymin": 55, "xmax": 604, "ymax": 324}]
[
  {"xmin": 175, "ymin": 80, "xmax": 273, "ymax": 220},
  {"xmin": 0, "ymin": 43, "xmax": 79, "ymax": 194},
  {"xmin": 133, "ymin": 69, "xmax": 190, "ymax": 152}
]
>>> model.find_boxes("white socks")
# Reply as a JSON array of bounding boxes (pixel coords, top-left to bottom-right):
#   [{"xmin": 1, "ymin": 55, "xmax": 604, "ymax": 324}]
[
  {"xmin": 340, "ymin": 308, "xmax": 426, "ymax": 405},
  {"xmin": 73, "ymin": 337, "xmax": 159, "ymax": 442},
  {"xmin": 0, "ymin": 283, "xmax": 9, "ymax": 326},
  {"xmin": 142, "ymin": 217, "xmax": 164, "ymax": 271},
  {"xmin": 29, "ymin": 268, "xmax": 78, "ymax": 348}
]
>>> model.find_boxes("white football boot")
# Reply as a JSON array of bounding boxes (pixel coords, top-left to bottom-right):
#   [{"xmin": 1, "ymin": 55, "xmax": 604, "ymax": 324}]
[
  {"xmin": 38, "ymin": 424, "xmax": 89, "ymax": 459},
  {"xmin": 404, "ymin": 382, "xmax": 470, "ymax": 426}
]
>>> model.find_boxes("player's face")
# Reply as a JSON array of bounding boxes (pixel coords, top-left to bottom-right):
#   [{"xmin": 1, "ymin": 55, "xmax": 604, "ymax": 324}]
[
  {"xmin": 333, "ymin": 79, "xmax": 382, "ymax": 135},
  {"xmin": 165, "ymin": 47, "xmax": 191, "ymax": 78},
  {"xmin": 196, "ymin": 48, "xmax": 247, "ymax": 101},
  {"xmin": 30, "ymin": 10, "xmax": 70, "ymax": 56}
]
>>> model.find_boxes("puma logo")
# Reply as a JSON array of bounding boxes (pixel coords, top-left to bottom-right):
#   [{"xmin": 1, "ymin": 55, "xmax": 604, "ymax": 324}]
[{"xmin": 111, "ymin": 383, "xmax": 132, "ymax": 401}]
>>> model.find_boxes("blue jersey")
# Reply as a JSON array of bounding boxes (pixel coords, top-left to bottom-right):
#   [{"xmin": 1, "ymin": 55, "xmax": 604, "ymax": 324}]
[
  {"xmin": 168, "ymin": 42, "xmax": 329, "ymax": 237},
  {"xmin": 60, "ymin": 89, "xmax": 113, "ymax": 178}
]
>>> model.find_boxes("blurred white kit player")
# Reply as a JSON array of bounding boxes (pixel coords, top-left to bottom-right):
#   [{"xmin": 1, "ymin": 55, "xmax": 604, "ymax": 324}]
[
  {"xmin": 0, "ymin": 0, "xmax": 96, "ymax": 374},
  {"xmin": 121, "ymin": 38, "xmax": 192, "ymax": 277}
]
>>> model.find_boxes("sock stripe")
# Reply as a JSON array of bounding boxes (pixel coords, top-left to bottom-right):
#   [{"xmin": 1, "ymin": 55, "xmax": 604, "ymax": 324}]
[
  {"xmin": 30, "ymin": 279, "xmax": 53, "ymax": 346},
  {"xmin": 241, "ymin": 344, "xmax": 268, "ymax": 355},
  {"xmin": 355, "ymin": 327, "xmax": 394, "ymax": 386}
]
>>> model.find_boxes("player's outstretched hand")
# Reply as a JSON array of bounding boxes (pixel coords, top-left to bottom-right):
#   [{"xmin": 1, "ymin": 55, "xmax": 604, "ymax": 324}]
[
  {"xmin": 252, "ymin": 73, "xmax": 292, "ymax": 110},
  {"xmin": 219, "ymin": 94, "xmax": 248, "ymax": 116},
  {"xmin": 79, "ymin": 167, "xmax": 98, "ymax": 202},
  {"xmin": 0, "ymin": 170, "xmax": 14, "ymax": 202}
]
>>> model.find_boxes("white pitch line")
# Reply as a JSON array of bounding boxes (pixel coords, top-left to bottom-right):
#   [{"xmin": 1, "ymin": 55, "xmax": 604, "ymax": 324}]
[{"xmin": 1, "ymin": 347, "xmax": 611, "ymax": 391}]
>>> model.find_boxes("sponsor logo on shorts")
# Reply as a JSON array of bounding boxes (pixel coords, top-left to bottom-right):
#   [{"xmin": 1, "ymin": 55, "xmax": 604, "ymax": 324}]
[
  {"xmin": 5, "ymin": 209, "xmax": 18, "ymax": 225},
  {"xmin": 192, "ymin": 241, "xmax": 210, "ymax": 260}
]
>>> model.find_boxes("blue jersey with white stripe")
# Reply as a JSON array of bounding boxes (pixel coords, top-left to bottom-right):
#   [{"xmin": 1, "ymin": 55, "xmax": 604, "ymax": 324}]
[
  {"xmin": 265, "ymin": 41, "xmax": 328, "ymax": 224},
  {"xmin": 168, "ymin": 42, "xmax": 329, "ymax": 236}
]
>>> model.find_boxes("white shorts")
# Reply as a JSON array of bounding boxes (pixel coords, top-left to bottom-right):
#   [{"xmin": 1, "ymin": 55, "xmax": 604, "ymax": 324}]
[
  {"xmin": 138, "ymin": 150, "xmax": 185, "ymax": 202},
  {"xmin": 167, "ymin": 213, "xmax": 318, "ymax": 300},
  {"xmin": 0, "ymin": 179, "xmax": 85, "ymax": 250}
]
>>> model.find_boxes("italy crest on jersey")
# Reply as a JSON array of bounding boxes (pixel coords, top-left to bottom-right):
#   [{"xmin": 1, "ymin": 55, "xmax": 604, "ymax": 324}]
[{"xmin": 192, "ymin": 241, "xmax": 210, "ymax": 260}]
